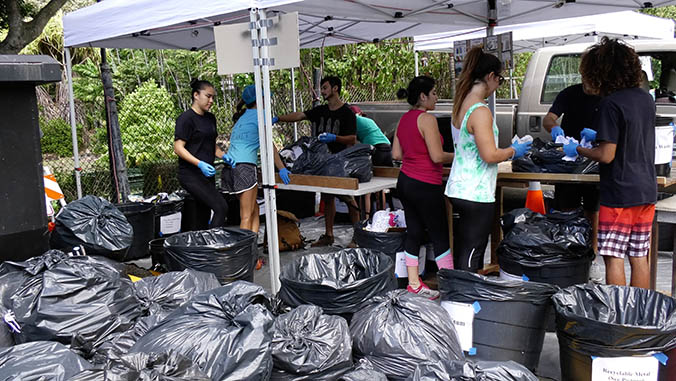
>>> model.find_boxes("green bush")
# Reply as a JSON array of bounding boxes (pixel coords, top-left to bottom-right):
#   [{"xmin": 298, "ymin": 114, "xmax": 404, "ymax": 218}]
[
  {"xmin": 40, "ymin": 118, "xmax": 82, "ymax": 157},
  {"xmin": 118, "ymin": 79, "xmax": 179, "ymax": 167}
]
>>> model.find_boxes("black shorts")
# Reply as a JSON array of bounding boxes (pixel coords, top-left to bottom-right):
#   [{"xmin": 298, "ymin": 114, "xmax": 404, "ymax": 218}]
[
  {"xmin": 554, "ymin": 183, "xmax": 600, "ymax": 212},
  {"xmin": 221, "ymin": 163, "xmax": 258, "ymax": 194},
  {"xmin": 372, "ymin": 143, "xmax": 393, "ymax": 167}
]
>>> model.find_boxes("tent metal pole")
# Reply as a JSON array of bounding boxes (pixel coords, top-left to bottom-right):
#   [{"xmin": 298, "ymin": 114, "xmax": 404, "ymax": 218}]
[
  {"xmin": 414, "ymin": 50, "xmax": 419, "ymax": 76},
  {"xmin": 486, "ymin": 26, "xmax": 496, "ymax": 116},
  {"xmin": 291, "ymin": 67, "xmax": 298, "ymax": 141},
  {"xmin": 250, "ymin": 8, "xmax": 282, "ymax": 294},
  {"xmin": 510, "ymin": 66, "xmax": 514, "ymax": 98},
  {"xmin": 65, "ymin": 47, "xmax": 83, "ymax": 199}
]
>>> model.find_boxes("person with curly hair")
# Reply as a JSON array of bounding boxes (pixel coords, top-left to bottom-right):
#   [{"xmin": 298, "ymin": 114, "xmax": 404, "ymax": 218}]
[{"xmin": 563, "ymin": 37, "xmax": 657, "ymax": 288}]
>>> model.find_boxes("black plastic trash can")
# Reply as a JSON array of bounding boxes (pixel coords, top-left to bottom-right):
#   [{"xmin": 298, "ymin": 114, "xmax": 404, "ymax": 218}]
[
  {"xmin": 162, "ymin": 227, "xmax": 257, "ymax": 284},
  {"xmin": 553, "ymin": 284, "xmax": 676, "ymax": 381},
  {"xmin": 153, "ymin": 198, "xmax": 184, "ymax": 238},
  {"xmin": 115, "ymin": 203, "xmax": 154, "ymax": 261},
  {"xmin": 438, "ymin": 269, "xmax": 559, "ymax": 373},
  {"xmin": 353, "ymin": 220, "xmax": 407, "ymax": 288}
]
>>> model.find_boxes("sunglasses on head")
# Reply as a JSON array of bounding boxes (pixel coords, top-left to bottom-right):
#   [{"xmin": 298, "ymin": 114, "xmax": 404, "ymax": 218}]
[{"xmin": 496, "ymin": 74, "xmax": 505, "ymax": 86}]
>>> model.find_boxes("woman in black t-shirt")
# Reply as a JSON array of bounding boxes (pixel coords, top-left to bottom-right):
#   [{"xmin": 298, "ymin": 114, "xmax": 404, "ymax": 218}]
[{"xmin": 173, "ymin": 79, "xmax": 229, "ymax": 228}]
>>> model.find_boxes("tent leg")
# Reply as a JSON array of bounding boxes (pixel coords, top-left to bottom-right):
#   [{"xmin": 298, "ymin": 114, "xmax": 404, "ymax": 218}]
[
  {"xmin": 65, "ymin": 47, "xmax": 83, "ymax": 199},
  {"xmin": 251, "ymin": 8, "xmax": 282, "ymax": 294},
  {"xmin": 414, "ymin": 50, "xmax": 419, "ymax": 76},
  {"xmin": 291, "ymin": 67, "xmax": 298, "ymax": 141},
  {"xmin": 486, "ymin": 26, "xmax": 496, "ymax": 116}
]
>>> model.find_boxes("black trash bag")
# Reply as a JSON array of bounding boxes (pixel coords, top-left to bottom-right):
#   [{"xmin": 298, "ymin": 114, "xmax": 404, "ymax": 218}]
[
  {"xmin": 130, "ymin": 281, "xmax": 275, "ymax": 380},
  {"xmin": 438, "ymin": 269, "xmax": 559, "ymax": 305},
  {"xmin": 552, "ymin": 284, "xmax": 676, "ymax": 356},
  {"xmin": 498, "ymin": 208, "xmax": 594, "ymax": 266},
  {"xmin": 282, "ymin": 137, "xmax": 332, "ymax": 175},
  {"xmin": 352, "ymin": 220, "xmax": 405, "ymax": 256},
  {"xmin": 350, "ymin": 289, "xmax": 464, "ymax": 379},
  {"xmin": 531, "ymin": 144, "xmax": 582, "ymax": 173},
  {"xmin": 338, "ymin": 359, "xmax": 388, "ymax": 381},
  {"xmin": 93, "ymin": 269, "xmax": 221, "ymax": 362},
  {"xmin": 0, "ymin": 267, "xmax": 30, "ymax": 347},
  {"xmin": 278, "ymin": 249, "xmax": 395, "ymax": 315},
  {"xmin": 335, "ymin": 143, "xmax": 373, "ymax": 183},
  {"xmin": 511, "ymin": 154, "xmax": 541, "ymax": 173},
  {"xmin": 7, "ymin": 250, "xmax": 142, "ymax": 358},
  {"xmin": 0, "ymin": 341, "xmax": 93, "ymax": 380},
  {"xmin": 162, "ymin": 227, "xmax": 257, "ymax": 284},
  {"xmin": 270, "ymin": 305, "xmax": 352, "ymax": 380},
  {"xmin": 50, "ymin": 195, "xmax": 133, "ymax": 257},
  {"xmin": 408, "ymin": 360, "xmax": 539, "ymax": 381},
  {"xmin": 67, "ymin": 352, "xmax": 210, "ymax": 381}
]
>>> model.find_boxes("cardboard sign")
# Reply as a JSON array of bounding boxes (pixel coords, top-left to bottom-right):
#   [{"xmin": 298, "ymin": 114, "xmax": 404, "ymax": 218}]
[
  {"xmin": 160, "ymin": 212, "xmax": 182, "ymax": 235},
  {"xmin": 441, "ymin": 301, "xmax": 475, "ymax": 351},
  {"xmin": 591, "ymin": 356, "xmax": 659, "ymax": 381}
]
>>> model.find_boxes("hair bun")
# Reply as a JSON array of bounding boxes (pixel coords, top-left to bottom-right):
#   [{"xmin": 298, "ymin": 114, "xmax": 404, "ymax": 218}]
[
  {"xmin": 396, "ymin": 88, "xmax": 408, "ymax": 100},
  {"xmin": 190, "ymin": 78, "xmax": 199, "ymax": 88}
]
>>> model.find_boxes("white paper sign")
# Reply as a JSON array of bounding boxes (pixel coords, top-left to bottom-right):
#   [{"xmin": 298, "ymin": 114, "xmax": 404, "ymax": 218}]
[
  {"xmin": 441, "ymin": 301, "xmax": 475, "ymax": 351},
  {"xmin": 591, "ymin": 356, "xmax": 659, "ymax": 381},
  {"xmin": 160, "ymin": 212, "xmax": 182, "ymax": 235},
  {"xmin": 394, "ymin": 247, "xmax": 426, "ymax": 278},
  {"xmin": 655, "ymin": 126, "xmax": 674, "ymax": 165}
]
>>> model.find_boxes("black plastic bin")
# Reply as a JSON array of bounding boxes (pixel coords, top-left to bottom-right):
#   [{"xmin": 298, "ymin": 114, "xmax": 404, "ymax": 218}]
[
  {"xmin": 162, "ymin": 227, "xmax": 257, "ymax": 284},
  {"xmin": 498, "ymin": 254, "xmax": 592, "ymax": 288},
  {"xmin": 149, "ymin": 238, "xmax": 165, "ymax": 270},
  {"xmin": 115, "ymin": 202, "xmax": 155, "ymax": 261},
  {"xmin": 353, "ymin": 220, "xmax": 407, "ymax": 288},
  {"xmin": 278, "ymin": 249, "xmax": 395, "ymax": 317},
  {"xmin": 153, "ymin": 198, "xmax": 184, "ymax": 238},
  {"xmin": 438, "ymin": 269, "xmax": 559, "ymax": 372},
  {"xmin": 553, "ymin": 284, "xmax": 676, "ymax": 381}
]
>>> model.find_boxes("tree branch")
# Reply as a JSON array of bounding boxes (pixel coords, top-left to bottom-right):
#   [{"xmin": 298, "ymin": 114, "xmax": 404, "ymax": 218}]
[{"xmin": 0, "ymin": 0, "xmax": 69, "ymax": 54}]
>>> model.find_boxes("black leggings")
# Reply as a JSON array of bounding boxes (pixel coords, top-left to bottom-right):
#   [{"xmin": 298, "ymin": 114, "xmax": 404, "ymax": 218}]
[
  {"xmin": 179, "ymin": 171, "xmax": 228, "ymax": 229},
  {"xmin": 450, "ymin": 197, "xmax": 494, "ymax": 272},
  {"xmin": 396, "ymin": 172, "xmax": 449, "ymax": 258}
]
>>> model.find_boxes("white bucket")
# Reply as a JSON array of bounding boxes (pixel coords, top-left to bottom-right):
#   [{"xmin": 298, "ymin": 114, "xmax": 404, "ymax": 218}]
[{"xmin": 655, "ymin": 123, "xmax": 674, "ymax": 165}]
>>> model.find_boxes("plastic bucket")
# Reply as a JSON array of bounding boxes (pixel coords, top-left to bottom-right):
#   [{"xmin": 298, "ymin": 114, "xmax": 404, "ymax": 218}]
[
  {"xmin": 115, "ymin": 202, "xmax": 154, "ymax": 261},
  {"xmin": 655, "ymin": 117, "xmax": 674, "ymax": 177},
  {"xmin": 438, "ymin": 270, "xmax": 557, "ymax": 373},
  {"xmin": 153, "ymin": 199, "xmax": 184, "ymax": 238},
  {"xmin": 352, "ymin": 220, "xmax": 407, "ymax": 288},
  {"xmin": 553, "ymin": 285, "xmax": 676, "ymax": 381},
  {"xmin": 149, "ymin": 238, "xmax": 165, "ymax": 269}
]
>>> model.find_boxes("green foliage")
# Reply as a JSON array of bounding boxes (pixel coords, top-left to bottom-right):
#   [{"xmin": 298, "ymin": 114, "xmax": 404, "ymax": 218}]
[
  {"xmin": 0, "ymin": 1, "xmax": 36, "ymax": 30},
  {"xmin": 641, "ymin": 5, "xmax": 676, "ymax": 24},
  {"xmin": 118, "ymin": 80, "xmax": 179, "ymax": 167},
  {"xmin": 40, "ymin": 118, "xmax": 82, "ymax": 156}
]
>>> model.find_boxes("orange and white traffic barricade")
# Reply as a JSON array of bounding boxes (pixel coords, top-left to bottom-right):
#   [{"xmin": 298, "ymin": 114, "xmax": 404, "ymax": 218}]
[{"xmin": 43, "ymin": 167, "xmax": 66, "ymax": 228}]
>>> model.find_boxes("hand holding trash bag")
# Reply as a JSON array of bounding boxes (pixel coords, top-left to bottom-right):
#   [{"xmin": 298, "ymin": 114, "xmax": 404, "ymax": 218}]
[
  {"xmin": 580, "ymin": 128, "xmax": 597, "ymax": 142},
  {"xmin": 319, "ymin": 132, "xmax": 337, "ymax": 143},
  {"xmin": 550, "ymin": 125, "xmax": 564, "ymax": 140},
  {"xmin": 510, "ymin": 140, "xmax": 532, "ymax": 159},
  {"xmin": 563, "ymin": 141, "xmax": 579, "ymax": 157},
  {"xmin": 197, "ymin": 161, "xmax": 215, "ymax": 177}
]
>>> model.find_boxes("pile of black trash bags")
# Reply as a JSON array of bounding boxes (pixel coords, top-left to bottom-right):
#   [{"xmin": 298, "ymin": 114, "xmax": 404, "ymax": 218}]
[
  {"xmin": 280, "ymin": 137, "xmax": 373, "ymax": 182},
  {"xmin": 512, "ymin": 138, "xmax": 599, "ymax": 174},
  {"xmin": 0, "ymin": 249, "xmax": 539, "ymax": 381}
]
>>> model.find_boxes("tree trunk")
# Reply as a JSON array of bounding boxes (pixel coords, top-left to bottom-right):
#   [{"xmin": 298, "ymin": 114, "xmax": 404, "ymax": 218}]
[
  {"xmin": 0, "ymin": 0, "xmax": 69, "ymax": 54},
  {"xmin": 100, "ymin": 48, "xmax": 130, "ymax": 203}
]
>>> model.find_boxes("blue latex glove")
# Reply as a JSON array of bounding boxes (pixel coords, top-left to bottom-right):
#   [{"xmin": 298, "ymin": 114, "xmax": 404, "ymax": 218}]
[
  {"xmin": 222, "ymin": 153, "xmax": 236, "ymax": 168},
  {"xmin": 580, "ymin": 128, "xmax": 597, "ymax": 142},
  {"xmin": 563, "ymin": 141, "xmax": 580, "ymax": 157},
  {"xmin": 197, "ymin": 161, "xmax": 215, "ymax": 177},
  {"xmin": 318, "ymin": 133, "xmax": 337, "ymax": 143},
  {"xmin": 272, "ymin": 116, "xmax": 279, "ymax": 124},
  {"xmin": 279, "ymin": 168, "xmax": 291, "ymax": 184},
  {"xmin": 510, "ymin": 141, "xmax": 532, "ymax": 159},
  {"xmin": 550, "ymin": 126, "xmax": 564, "ymax": 140}
]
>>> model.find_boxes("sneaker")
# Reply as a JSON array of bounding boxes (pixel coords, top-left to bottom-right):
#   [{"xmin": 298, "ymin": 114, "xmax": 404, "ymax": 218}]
[
  {"xmin": 311, "ymin": 234, "xmax": 334, "ymax": 247},
  {"xmin": 407, "ymin": 281, "xmax": 440, "ymax": 300}
]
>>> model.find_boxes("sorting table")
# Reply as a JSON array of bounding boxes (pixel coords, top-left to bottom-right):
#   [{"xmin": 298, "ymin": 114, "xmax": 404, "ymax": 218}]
[{"xmin": 490, "ymin": 161, "xmax": 676, "ymax": 290}]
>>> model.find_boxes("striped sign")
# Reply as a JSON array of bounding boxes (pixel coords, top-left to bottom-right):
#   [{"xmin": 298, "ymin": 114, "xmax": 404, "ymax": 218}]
[{"xmin": 43, "ymin": 167, "xmax": 64, "ymax": 201}]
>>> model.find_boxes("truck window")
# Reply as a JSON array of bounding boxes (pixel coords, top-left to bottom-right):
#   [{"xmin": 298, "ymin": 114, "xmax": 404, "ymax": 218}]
[{"xmin": 540, "ymin": 54, "xmax": 582, "ymax": 104}]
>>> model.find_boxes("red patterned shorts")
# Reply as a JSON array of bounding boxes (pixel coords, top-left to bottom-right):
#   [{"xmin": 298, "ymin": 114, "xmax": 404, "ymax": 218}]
[{"xmin": 598, "ymin": 204, "xmax": 655, "ymax": 258}]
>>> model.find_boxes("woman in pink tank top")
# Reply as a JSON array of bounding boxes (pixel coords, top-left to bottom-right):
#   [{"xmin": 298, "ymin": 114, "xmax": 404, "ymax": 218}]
[{"xmin": 391, "ymin": 76, "xmax": 454, "ymax": 300}]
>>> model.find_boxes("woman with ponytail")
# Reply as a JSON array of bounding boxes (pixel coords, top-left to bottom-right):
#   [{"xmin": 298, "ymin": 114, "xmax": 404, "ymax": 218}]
[
  {"xmin": 446, "ymin": 47, "xmax": 531, "ymax": 272},
  {"xmin": 174, "ymin": 79, "xmax": 229, "ymax": 228},
  {"xmin": 221, "ymin": 84, "xmax": 291, "ymax": 233},
  {"xmin": 392, "ymin": 76, "xmax": 454, "ymax": 300}
]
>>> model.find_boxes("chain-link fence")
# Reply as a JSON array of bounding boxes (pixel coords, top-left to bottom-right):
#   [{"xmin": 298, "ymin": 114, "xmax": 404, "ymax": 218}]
[{"xmin": 38, "ymin": 47, "xmax": 426, "ymax": 203}]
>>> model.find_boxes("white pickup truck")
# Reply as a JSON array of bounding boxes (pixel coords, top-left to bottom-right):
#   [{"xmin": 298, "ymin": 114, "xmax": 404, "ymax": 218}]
[{"xmin": 355, "ymin": 39, "xmax": 676, "ymax": 152}]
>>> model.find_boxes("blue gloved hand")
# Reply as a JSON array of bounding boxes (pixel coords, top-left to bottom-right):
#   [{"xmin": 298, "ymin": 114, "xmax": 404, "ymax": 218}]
[
  {"xmin": 563, "ymin": 141, "xmax": 580, "ymax": 157},
  {"xmin": 550, "ymin": 126, "xmax": 564, "ymax": 140},
  {"xmin": 510, "ymin": 141, "xmax": 532, "ymax": 159},
  {"xmin": 318, "ymin": 133, "xmax": 337, "ymax": 143},
  {"xmin": 272, "ymin": 116, "xmax": 279, "ymax": 124},
  {"xmin": 222, "ymin": 153, "xmax": 236, "ymax": 168},
  {"xmin": 197, "ymin": 161, "xmax": 215, "ymax": 177},
  {"xmin": 279, "ymin": 168, "xmax": 291, "ymax": 184},
  {"xmin": 580, "ymin": 128, "xmax": 597, "ymax": 142}
]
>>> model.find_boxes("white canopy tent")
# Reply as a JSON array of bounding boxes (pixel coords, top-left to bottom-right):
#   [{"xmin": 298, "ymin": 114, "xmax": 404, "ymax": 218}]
[
  {"xmin": 414, "ymin": 11, "xmax": 675, "ymax": 53},
  {"xmin": 62, "ymin": 0, "xmax": 676, "ymax": 293}
]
